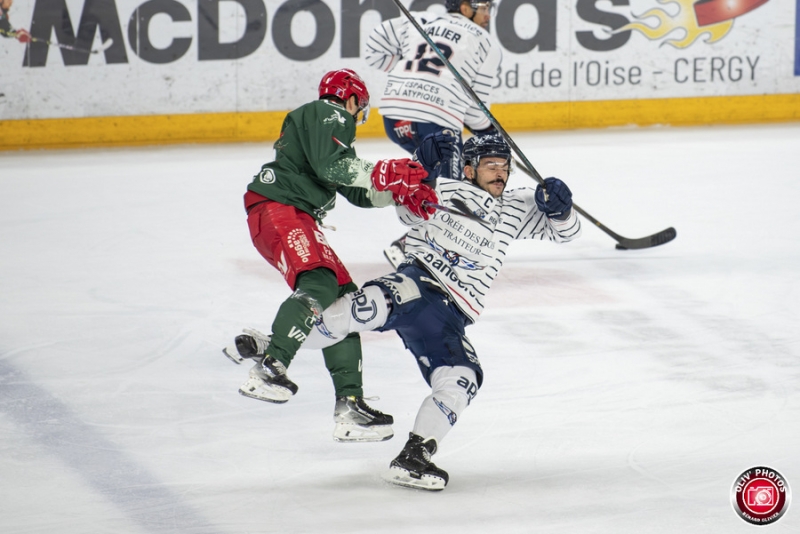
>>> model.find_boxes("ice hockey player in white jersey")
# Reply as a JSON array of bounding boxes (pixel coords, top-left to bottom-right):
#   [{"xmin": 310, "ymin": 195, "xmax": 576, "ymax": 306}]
[
  {"xmin": 247, "ymin": 132, "xmax": 580, "ymax": 490},
  {"xmin": 365, "ymin": 0, "xmax": 502, "ymax": 180},
  {"xmin": 366, "ymin": 0, "xmax": 503, "ymax": 265}
]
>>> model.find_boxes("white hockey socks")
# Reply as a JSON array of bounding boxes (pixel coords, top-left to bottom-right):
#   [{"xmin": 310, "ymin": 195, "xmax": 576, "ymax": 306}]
[
  {"xmin": 302, "ymin": 285, "xmax": 390, "ymax": 350},
  {"xmin": 413, "ymin": 366, "xmax": 478, "ymax": 446}
]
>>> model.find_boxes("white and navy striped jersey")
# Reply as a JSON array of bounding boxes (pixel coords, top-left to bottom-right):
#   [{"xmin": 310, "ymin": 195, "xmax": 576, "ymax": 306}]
[
  {"xmin": 364, "ymin": 11, "xmax": 501, "ymax": 132},
  {"xmin": 397, "ymin": 179, "xmax": 582, "ymax": 323}
]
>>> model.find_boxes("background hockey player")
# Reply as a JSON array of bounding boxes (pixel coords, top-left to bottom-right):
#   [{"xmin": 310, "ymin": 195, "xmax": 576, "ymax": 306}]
[
  {"xmin": 364, "ymin": 0, "xmax": 502, "ymax": 265},
  {"xmin": 1, "ymin": 0, "xmax": 31, "ymax": 42},
  {"xmin": 225, "ymin": 69, "xmax": 432, "ymax": 443},
  {"xmin": 248, "ymin": 132, "xmax": 582, "ymax": 489}
]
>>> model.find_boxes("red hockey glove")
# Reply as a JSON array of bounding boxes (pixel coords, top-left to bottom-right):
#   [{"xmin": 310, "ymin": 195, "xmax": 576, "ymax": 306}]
[
  {"xmin": 404, "ymin": 184, "xmax": 438, "ymax": 220},
  {"xmin": 15, "ymin": 29, "xmax": 31, "ymax": 43},
  {"xmin": 371, "ymin": 158, "xmax": 428, "ymax": 204}
]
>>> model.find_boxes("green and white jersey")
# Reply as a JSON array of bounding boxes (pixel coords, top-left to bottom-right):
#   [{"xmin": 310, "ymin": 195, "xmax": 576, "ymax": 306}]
[{"xmin": 248, "ymin": 99, "xmax": 393, "ymax": 220}]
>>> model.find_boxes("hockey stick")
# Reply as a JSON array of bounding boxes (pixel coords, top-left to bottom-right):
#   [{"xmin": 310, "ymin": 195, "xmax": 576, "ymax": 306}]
[
  {"xmin": 388, "ymin": 0, "xmax": 541, "ymax": 185},
  {"xmin": 38, "ymin": 36, "xmax": 114, "ymax": 54},
  {"xmin": 422, "ymin": 199, "xmax": 487, "ymax": 224},
  {"xmin": 383, "ymin": 198, "xmax": 489, "ymax": 268},
  {"xmin": 513, "ymin": 160, "xmax": 677, "ymax": 249},
  {"xmin": 0, "ymin": 26, "xmax": 113, "ymax": 54},
  {"xmin": 389, "ymin": 0, "xmax": 676, "ymax": 250}
]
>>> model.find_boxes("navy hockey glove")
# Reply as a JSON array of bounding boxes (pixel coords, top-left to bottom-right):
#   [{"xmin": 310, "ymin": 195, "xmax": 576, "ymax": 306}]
[
  {"xmin": 535, "ymin": 177, "xmax": 573, "ymax": 220},
  {"xmin": 414, "ymin": 130, "xmax": 457, "ymax": 180}
]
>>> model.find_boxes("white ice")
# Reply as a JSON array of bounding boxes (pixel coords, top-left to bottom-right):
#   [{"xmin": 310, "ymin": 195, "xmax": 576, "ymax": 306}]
[{"xmin": 1, "ymin": 123, "xmax": 799, "ymax": 534}]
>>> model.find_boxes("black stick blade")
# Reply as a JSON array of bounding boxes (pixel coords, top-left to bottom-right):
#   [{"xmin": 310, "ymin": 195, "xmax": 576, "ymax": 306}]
[
  {"xmin": 615, "ymin": 227, "xmax": 677, "ymax": 250},
  {"xmin": 449, "ymin": 199, "xmax": 483, "ymax": 221}
]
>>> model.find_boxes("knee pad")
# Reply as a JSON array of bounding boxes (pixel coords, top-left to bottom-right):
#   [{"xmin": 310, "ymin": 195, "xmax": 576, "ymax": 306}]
[
  {"xmin": 413, "ymin": 366, "xmax": 478, "ymax": 443},
  {"xmin": 430, "ymin": 366, "xmax": 479, "ymax": 410},
  {"xmin": 302, "ymin": 285, "xmax": 389, "ymax": 350},
  {"xmin": 289, "ymin": 288, "xmax": 323, "ymax": 324}
]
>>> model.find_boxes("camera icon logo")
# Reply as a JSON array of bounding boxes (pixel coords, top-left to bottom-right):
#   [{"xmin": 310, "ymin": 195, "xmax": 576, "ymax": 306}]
[
  {"xmin": 731, "ymin": 466, "xmax": 791, "ymax": 525},
  {"xmin": 746, "ymin": 486, "xmax": 775, "ymax": 507}
]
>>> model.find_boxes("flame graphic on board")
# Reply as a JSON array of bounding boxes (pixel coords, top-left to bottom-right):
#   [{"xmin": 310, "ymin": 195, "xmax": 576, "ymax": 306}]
[{"xmin": 617, "ymin": 0, "xmax": 769, "ymax": 49}]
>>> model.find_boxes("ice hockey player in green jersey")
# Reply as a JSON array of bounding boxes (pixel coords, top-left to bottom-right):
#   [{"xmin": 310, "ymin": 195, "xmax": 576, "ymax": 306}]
[{"xmin": 224, "ymin": 68, "xmax": 438, "ymax": 443}]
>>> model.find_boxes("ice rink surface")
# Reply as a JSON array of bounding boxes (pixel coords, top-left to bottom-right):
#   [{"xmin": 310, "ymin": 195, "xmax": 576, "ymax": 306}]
[{"xmin": 2, "ymin": 123, "xmax": 799, "ymax": 533}]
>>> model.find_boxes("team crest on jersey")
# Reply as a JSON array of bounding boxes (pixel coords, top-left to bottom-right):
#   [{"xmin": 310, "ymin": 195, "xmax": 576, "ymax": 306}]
[
  {"xmin": 425, "ymin": 232, "xmax": 482, "ymax": 270},
  {"xmin": 257, "ymin": 168, "xmax": 276, "ymax": 184},
  {"xmin": 323, "ymin": 110, "xmax": 347, "ymax": 126}
]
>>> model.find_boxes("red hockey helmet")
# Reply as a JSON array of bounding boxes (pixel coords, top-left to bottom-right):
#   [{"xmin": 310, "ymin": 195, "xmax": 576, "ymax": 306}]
[{"xmin": 318, "ymin": 69, "xmax": 371, "ymax": 125}]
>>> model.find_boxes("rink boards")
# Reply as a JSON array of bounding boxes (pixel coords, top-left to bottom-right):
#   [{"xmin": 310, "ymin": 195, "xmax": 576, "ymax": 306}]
[{"xmin": 1, "ymin": 0, "xmax": 799, "ymax": 149}]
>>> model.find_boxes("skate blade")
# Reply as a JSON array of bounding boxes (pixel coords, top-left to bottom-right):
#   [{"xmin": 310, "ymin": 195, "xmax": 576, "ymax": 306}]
[
  {"xmin": 223, "ymin": 344, "xmax": 244, "ymax": 364},
  {"xmin": 382, "ymin": 466, "xmax": 446, "ymax": 491},
  {"xmin": 238, "ymin": 376, "xmax": 293, "ymax": 404},
  {"xmin": 332, "ymin": 423, "xmax": 393, "ymax": 443}
]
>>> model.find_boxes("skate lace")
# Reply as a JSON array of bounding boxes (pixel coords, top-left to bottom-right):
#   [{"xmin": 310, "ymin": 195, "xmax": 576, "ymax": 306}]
[
  {"xmin": 400, "ymin": 441, "xmax": 430, "ymax": 465},
  {"xmin": 356, "ymin": 396, "xmax": 386, "ymax": 416},
  {"xmin": 260, "ymin": 356, "xmax": 288, "ymax": 378},
  {"xmin": 243, "ymin": 328, "xmax": 271, "ymax": 354}
]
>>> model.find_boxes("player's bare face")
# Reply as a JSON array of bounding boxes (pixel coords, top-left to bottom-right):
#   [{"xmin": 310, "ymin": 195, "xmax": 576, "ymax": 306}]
[
  {"xmin": 470, "ymin": 2, "xmax": 492, "ymax": 29},
  {"xmin": 472, "ymin": 156, "xmax": 509, "ymax": 198}
]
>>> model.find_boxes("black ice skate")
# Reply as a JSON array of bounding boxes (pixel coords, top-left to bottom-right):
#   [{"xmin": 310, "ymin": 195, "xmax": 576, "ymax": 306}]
[
  {"xmin": 384, "ymin": 433, "xmax": 448, "ymax": 491},
  {"xmin": 238, "ymin": 355, "xmax": 298, "ymax": 404},
  {"xmin": 223, "ymin": 328, "xmax": 271, "ymax": 364},
  {"xmin": 332, "ymin": 396, "xmax": 394, "ymax": 442}
]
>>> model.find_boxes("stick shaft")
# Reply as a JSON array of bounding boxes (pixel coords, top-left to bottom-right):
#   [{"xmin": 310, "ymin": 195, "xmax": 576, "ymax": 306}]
[
  {"xmin": 514, "ymin": 159, "xmax": 677, "ymax": 249},
  {"xmin": 422, "ymin": 200, "xmax": 485, "ymax": 224},
  {"xmin": 1, "ymin": 24, "xmax": 104, "ymax": 54},
  {"xmin": 391, "ymin": 0, "xmax": 676, "ymax": 249},
  {"xmin": 388, "ymin": 0, "xmax": 543, "ymax": 184}
]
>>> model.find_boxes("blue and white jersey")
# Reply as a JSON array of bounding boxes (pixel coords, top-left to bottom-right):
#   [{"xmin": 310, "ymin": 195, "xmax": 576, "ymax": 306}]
[
  {"xmin": 397, "ymin": 179, "xmax": 582, "ymax": 323},
  {"xmin": 364, "ymin": 11, "xmax": 501, "ymax": 132}
]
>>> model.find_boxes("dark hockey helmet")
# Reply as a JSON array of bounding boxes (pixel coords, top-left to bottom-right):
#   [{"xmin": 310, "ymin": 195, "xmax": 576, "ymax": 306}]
[
  {"xmin": 462, "ymin": 133, "xmax": 511, "ymax": 170},
  {"xmin": 318, "ymin": 69, "xmax": 371, "ymax": 124}
]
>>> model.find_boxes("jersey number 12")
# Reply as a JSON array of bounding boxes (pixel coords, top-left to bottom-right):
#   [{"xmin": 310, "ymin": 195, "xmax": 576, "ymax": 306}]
[{"xmin": 404, "ymin": 42, "xmax": 453, "ymax": 76}]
